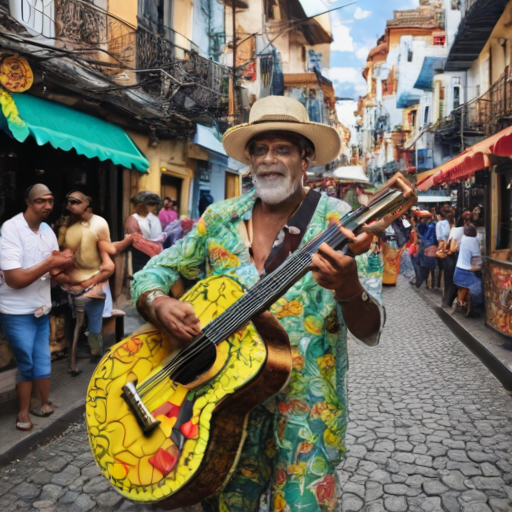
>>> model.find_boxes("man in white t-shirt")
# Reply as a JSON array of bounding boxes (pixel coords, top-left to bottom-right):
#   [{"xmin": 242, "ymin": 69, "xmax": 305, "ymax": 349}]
[{"xmin": 0, "ymin": 184, "xmax": 73, "ymax": 431}]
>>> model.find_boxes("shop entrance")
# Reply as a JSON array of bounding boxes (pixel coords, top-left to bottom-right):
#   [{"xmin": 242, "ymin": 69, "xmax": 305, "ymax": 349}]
[{"xmin": 0, "ymin": 131, "xmax": 124, "ymax": 240}]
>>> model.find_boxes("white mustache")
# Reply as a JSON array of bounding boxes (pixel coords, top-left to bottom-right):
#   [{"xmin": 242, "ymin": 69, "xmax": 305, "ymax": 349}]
[{"xmin": 254, "ymin": 166, "xmax": 286, "ymax": 177}]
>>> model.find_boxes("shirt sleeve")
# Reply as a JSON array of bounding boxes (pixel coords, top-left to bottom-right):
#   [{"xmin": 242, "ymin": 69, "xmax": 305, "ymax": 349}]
[
  {"xmin": 329, "ymin": 197, "xmax": 385, "ymax": 347},
  {"xmin": 131, "ymin": 216, "xmax": 209, "ymax": 301},
  {"xmin": 350, "ymin": 245, "xmax": 385, "ymax": 347},
  {"xmin": 0, "ymin": 221, "xmax": 23, "ymax": 271},
  {"xmin": 94, "ymin": 216, "xmax": 111, "ymax": 243}
]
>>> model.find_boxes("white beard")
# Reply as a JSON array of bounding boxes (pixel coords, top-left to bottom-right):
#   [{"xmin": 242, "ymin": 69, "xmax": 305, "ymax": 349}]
[{"xmin": 252, "ymin": 172, "xmax": 298, "ymax": 205}]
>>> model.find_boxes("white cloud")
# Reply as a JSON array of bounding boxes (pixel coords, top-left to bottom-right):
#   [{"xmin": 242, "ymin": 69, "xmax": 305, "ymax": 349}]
[
  {"xmin": 330, "ymin": 67, "xmax": 368, "ymax": 97},
  {"xmin": 330, "ymin": 23, "xmax": 354, "ymax": 53},
  {"xmin": 336, "ymin": 101, "xmax": 359, "ymax": 140},
  {"xmin": 355, "ymin": 43, "xmax": 372, "ymax": 62},
  {"xmin": 354, "ymin": 37, "xmax": 379, "ymax": 64},
  {"xmin": 354, "ymin": 7, "xmax": 371, "ymax": 19}
]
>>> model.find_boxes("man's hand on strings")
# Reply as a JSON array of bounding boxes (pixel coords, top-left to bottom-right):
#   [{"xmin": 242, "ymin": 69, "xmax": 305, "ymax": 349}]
[
  {"xmin": 152, "ymin": 297, "xmax": 202, "ymax": 347},
  {"xmin": 310, "ymin": 242, "xmax": 364, "ymax": 301}
]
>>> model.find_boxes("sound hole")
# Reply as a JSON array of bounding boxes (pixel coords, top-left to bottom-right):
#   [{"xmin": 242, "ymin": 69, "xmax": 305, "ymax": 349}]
[{"xmin": 172, "ymin": 339, "xmax": 218, "ymax": 385}]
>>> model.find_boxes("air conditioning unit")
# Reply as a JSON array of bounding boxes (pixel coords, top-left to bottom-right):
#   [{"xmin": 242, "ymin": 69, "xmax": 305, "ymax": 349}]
[{"xmin": 9, "ymin": 0, "xmax": 55, "ymax": 40}]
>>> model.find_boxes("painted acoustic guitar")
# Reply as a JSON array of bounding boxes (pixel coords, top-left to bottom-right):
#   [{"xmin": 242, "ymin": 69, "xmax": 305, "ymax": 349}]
[{"xmin": 86, "ymin": 175, "xmax": 417, "ymax": 508}]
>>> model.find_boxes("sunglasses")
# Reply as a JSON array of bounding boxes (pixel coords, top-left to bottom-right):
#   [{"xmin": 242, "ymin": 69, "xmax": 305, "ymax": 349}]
[{"xmin": 67, "ymin": 198, "xmax": 83, "ymax": 206}]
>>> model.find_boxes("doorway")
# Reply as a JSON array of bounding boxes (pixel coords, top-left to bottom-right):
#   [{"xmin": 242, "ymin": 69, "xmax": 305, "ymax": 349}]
[{"xmin": 161, "ymin": 174, "xmax": 182, "ymax": 210}]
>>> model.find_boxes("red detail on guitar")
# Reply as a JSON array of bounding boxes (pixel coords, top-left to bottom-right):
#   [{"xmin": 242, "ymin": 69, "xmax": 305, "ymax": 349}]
[
  {"xmin": 181, "ymin": 421, "xmax": 199, "ymax": 439},
  {"xmin": 149, "ymin": 447, "xmax": 179, "ymax": 475},
  {"xmin": 152, "ymin": 402, "xmax": 181, "ymax": 419}
]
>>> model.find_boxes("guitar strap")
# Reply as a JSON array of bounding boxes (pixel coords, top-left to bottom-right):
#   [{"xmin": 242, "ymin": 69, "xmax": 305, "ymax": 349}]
[{"xmin": 263, "ymin": 188, "xmax": 322, "ymax": 275}]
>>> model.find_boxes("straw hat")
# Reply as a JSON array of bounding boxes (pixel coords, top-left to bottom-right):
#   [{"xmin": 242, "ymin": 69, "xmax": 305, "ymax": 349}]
[{"xmin": 222, "ymin": 96, "xmax": 341, "ymax": 165}]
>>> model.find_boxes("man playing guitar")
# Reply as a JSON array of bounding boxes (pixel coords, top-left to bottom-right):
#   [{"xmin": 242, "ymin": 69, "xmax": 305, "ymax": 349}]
[{"xmin": 132, "ymin": 96, "xmax": 385, "ymax": 512}]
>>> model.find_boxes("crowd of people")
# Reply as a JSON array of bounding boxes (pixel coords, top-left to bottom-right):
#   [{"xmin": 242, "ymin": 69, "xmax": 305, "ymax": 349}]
[
  {"xmin": 0, "ymin": 185, "xmax": 191, "ymax": 431},
  {"xmin": 387, "ymin": 204, "xmax": 485, "ymax": 317}
]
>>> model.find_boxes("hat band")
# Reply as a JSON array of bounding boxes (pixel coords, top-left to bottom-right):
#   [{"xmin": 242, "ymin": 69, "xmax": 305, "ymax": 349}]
[{"xmin": 252, "ymin": 115, "xmax": 304, "ymax": 124}]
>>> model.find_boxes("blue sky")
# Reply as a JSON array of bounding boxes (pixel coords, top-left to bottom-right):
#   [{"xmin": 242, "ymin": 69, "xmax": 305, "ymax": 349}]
[
  {"xmin": 326, "ymin": 0, "xmax": 419, "ymax": 99},
  {"xmin": 315, "ymin": 0, "xmax": 419, "ymax": 131}
]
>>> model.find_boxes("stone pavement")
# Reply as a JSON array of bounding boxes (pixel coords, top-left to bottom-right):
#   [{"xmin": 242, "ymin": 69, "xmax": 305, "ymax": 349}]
[
  {"xmin": 0, "ymin": 306, "xmax": 145, "ymax": 465},
  {"xmin": 1, "ymin": 277, "xmax": 512, "ymax": 511}
]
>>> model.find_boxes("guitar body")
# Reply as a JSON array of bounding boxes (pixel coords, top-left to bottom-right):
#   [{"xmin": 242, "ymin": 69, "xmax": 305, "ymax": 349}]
[{"xmin": 86, "ymin": 274, "xmax": 291, "ymax": 508}]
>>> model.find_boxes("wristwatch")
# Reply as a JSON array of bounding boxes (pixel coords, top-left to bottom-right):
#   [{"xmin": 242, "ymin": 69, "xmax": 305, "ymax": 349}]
[{"xmin": 146, "ymin": 289, "xmax": 168, "ymax": 305}]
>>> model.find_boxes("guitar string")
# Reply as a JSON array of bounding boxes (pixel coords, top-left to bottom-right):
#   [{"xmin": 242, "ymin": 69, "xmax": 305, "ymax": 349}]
[
  {"xmin": 136, "ymin": 246, "xmax": 321, "ymax": 396},
  {"xmin": 137, "ymin": 209, "xmax": 376, "ymax": 397},
  {"xmin": 136, "ymin": 229, "xmax": 341, "ymax": 396},
  {"xmin": 136, "ymin": 225, "xmax": 348, "ymax": 396},
  {"xmin": 137, "ymin": 221, "xmax": 357, "ymax": 395},
  {"xmin": 136, "ymin": 190, "xmax": 402, "ymax": 395}
]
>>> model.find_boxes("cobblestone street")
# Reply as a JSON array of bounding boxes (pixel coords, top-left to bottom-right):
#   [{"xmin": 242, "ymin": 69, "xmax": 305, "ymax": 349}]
[{"xmin": 1, "ymin": 278, "xmax": 512, "ymax": 512}]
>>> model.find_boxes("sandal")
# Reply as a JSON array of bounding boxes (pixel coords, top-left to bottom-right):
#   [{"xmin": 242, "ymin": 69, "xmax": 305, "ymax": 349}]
[
  {"xmin": 16, "ymin": 420, "xmax": 33, "ymax": 431},
  {"xmin": 68, "ymin": 368, "xmax": 82, "ymax": 377},
  {"xmin": 30, "ymin": 404, "xmax": 54, "ymax": 417}
]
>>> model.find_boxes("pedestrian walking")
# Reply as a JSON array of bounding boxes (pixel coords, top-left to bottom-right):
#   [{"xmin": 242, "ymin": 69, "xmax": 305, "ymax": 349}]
[
  {"xmin": 416, "ymin": 215, "xmax": 437, "ymax": 289},
  {"xmin": 435, "ymin": 210, "xmax": 450, "ymax": 288},
  {"xmin": 0, "ymin": 184, "xmax": 73, "ymax": 431}
]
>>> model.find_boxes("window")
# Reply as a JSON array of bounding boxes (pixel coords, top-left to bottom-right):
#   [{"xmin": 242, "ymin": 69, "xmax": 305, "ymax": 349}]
[
  {"xmin": 453, "ymin": 86, "xmax": 461, "ymax": 109},
  {"xmin": 408, "ymin": 110, "xmax": 417, "ymax": 130},
  {"xmin": 439, "ymin": 86, "xmax": 445, "ymax": 118},
  {"xmin": 407, "ymin": 48, "xmax": 413, "ymax": 62},
  {"xmin": 265, "ymin": 0, "xmax": 280, "ymax": 21},
  {"xmin": 424, "ymin": 106, "xmax": 430, "ymax": 125},
  {"xmin": 433, "ymin": 33, "xmax": 446, "ymax": 46},
  {"xmin": 10, "ymin": 0, "xmax": 55, "ymax": 38}
]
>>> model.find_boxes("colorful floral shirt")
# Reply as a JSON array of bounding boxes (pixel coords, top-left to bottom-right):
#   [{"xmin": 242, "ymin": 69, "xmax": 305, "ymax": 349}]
[{"xmin": 132, "ymin": 190, "xmax": 383, "ymax": 512}]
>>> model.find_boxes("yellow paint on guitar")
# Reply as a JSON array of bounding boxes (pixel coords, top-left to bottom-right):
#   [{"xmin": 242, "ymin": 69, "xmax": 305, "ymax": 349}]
[{"xmin": 86, "ymin": 275, "xmax": 267, "ymax": 503}]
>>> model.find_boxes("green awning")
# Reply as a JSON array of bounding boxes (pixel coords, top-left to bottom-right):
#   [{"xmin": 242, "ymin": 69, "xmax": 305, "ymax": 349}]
[{"xmin": 1, "ymin": 93, "xmax": 149, "ymax": 172}]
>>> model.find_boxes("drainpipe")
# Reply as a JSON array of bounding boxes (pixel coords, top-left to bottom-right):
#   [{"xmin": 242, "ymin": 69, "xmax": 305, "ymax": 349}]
[{"xmin": 232, "ymin": 0, "xmax": 237, "ymax": 121}]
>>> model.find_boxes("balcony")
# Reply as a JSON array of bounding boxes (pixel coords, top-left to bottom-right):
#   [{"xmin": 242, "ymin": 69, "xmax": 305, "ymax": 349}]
[
  {"xmin": 446, "ymin": 0, "xmax": 509, "ymax": 71},
  {"xmin": 0, "ymin": 0, "xmax": 229, "ymax": 133},
  {"xmin": 437, "ymin": 69, "xmax": 512, "ymax": 141}
]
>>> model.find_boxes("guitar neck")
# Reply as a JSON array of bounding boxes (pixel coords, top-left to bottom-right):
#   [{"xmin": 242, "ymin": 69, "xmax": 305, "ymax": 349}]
[{"xmin": 204, "ymin": 188, "xmax": 404, "ymax": 346}]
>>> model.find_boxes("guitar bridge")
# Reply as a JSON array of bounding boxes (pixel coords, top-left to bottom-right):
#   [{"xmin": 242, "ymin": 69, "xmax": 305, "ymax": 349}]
[{"xmin": 122, "ymin": 381, "xmax": 161, "ymax": 436}]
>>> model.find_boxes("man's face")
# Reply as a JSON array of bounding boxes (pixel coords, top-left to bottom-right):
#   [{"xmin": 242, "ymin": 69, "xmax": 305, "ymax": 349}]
[
  {"xmin": 249, "ymin": 138, "xmax": 306, "ymax": 205},
  {"xmin": 66, "ymin": 192, "xmax": 90, "ymax": 217},
  {"xmin": 29, "ymin": 194, "xmax": 54, "ymax": 220}
]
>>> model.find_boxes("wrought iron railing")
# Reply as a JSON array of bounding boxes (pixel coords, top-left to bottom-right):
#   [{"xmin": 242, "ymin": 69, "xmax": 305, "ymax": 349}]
[
  {"xmin": 437, "ymin": 69, "xmax": 512, "ymax": 137},
  {"xmin": 3, "ymin": 0, "xmax": 228, "ymax": 120}
]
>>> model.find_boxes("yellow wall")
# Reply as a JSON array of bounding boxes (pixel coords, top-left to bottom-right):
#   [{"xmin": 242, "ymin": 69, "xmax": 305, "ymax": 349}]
[
  {"xmin": 108, "ymin": 0, "xmax": 138, "ymax": 27},
  {"xmin": 127, "ymin": 132, "xmax": 195, "ymax": 217}
]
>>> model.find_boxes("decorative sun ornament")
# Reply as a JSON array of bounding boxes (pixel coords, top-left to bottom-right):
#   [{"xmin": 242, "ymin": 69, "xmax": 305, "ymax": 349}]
[{"xmin": 0, "ymin": 55, "xmax": 34, "ymax": 93}]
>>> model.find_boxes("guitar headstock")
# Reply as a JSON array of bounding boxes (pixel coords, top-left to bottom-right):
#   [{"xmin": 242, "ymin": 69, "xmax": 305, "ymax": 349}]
[{"xmin": 359, "ymin": 173, "xmax": 418, "ymax": 237}]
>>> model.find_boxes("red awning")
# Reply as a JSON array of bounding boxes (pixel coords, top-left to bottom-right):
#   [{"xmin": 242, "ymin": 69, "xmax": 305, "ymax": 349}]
[{"xmin": 417, "ymin": 126, "xmax": 512, "ymax": 191}]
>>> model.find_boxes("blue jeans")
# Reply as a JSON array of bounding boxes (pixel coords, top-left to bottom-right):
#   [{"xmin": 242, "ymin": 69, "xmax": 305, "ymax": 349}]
[
  {"xmin": 84, "ymin": 298, "xmax": 105, "ymax": 335},
  {"xmin": 0, "ymin": 313, "xmax": 51, "ymax": 382}
]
